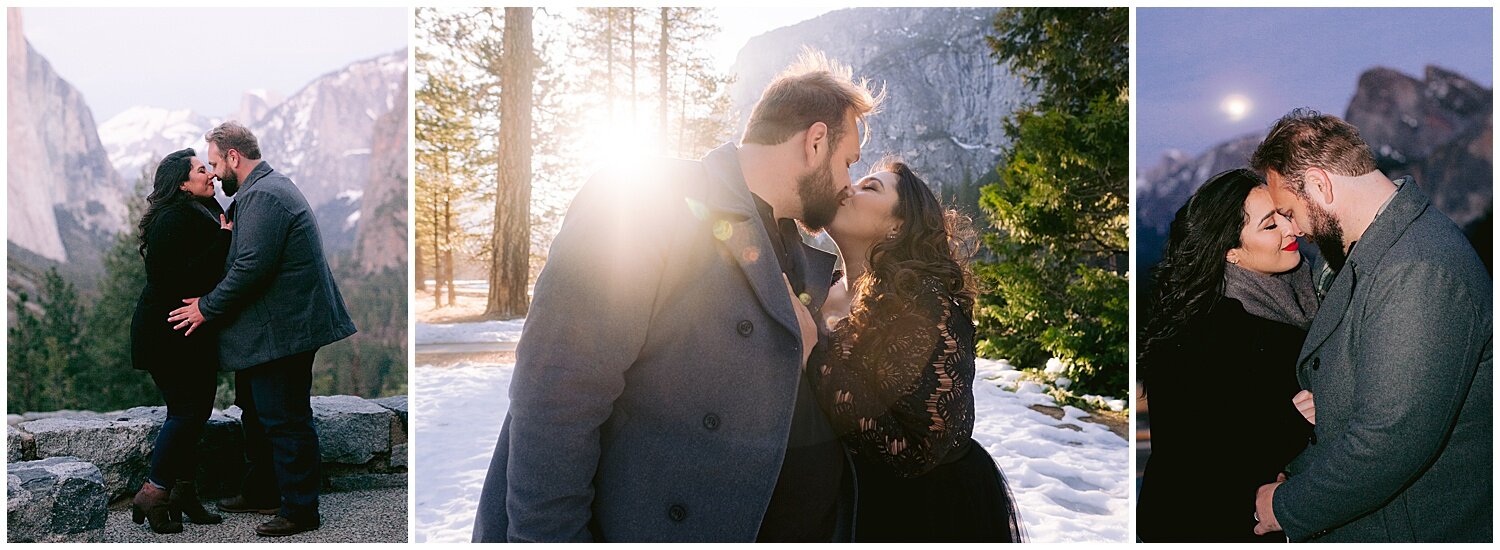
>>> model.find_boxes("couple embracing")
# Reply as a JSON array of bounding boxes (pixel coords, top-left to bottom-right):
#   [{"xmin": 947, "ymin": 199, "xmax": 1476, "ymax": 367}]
[
  {"xmin": 472, "ymin": 52, "xmax": 1024, "ymax": 543},
  {"xmin": 127, "ymin": 122, "xmax": 356, "ymax": 537},
  {"xmin": 1139, "ymin": 109, "xmax": 1491, "ymax": 542}
]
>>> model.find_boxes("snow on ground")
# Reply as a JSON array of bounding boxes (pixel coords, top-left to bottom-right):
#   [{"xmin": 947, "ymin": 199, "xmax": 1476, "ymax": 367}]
[
  {"xmin": 972, "ymin": 359, "xmax": 1131, "ymax": 542},
  {"xmin": 413, "ymin": 338, "xmax": 1129, "ymax": 543},
  {"xmin": 413, "ymin": 363, "xmax": 512, "ymax": 543},
  {"xmin": 415, "ymin": 319, "xmax": 526, "ymax": 345}
]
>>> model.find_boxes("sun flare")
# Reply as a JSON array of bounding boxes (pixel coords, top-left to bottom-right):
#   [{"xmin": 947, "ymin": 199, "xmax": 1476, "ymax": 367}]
[{"xmin": 1220, "ymin": 94, "xmax": 1252, "ymax": 122}]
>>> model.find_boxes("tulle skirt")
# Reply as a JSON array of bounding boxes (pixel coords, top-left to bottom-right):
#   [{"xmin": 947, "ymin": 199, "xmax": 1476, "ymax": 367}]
[{"xmin": 852, "ymin": 437, "xmax": 1025, "ymax": 542}]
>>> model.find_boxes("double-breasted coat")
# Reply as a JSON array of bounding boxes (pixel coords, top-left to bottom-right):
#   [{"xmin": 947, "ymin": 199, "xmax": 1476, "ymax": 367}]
[
  {"xmin": 1274, "ymin": 178, "xmax": 1492, "ymax": 542},
  {"xmin": 472, "ymin": 143, "xmax": 851, "ymax": 542},
  {"xmin": 197, "ymin": 162, "xmax": 356, "ymax": 371}
]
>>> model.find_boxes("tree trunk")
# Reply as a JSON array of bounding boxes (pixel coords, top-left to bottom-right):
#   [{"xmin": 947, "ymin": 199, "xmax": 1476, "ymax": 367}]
[
  {"xmin": 629, "ymin": 9, "xmax": 638, "ymax": 127},
  {"xmin": 606, "ymin": 9, "xmax": 615, "ymax": 123},
  {"xmin": 658, "ymin": 8, "xmax": 669, "ymax": 154},
  {"xmin": 486, "ymin": 7, "xmax": 534, "ymax": 319},
  {"xmin": 414, "ymin": 241, "xmax": 426, "ymax": 291},
  {"xmin": 443, "ymin": 198, "xmax": 456, "ymax": 306},
  {"xmin": 430, "ymin": 184, "xmax": 442, "ymax": 309}
]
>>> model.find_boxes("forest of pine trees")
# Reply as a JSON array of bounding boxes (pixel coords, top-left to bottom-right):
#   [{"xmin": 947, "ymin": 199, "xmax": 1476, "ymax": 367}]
[{"xmin": 414, "ymin": 7, "xmax": 733, "ymax": 319}]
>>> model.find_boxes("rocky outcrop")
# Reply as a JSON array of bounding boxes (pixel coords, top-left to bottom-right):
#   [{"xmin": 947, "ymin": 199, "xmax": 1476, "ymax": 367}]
[
  {"xmin": 256, "ymin": 49, "xmax": 407, "ymax": 253},
  {"xmin": 6, "ymin": 8, "xmax": 125, "ymax": 269},
  {"xmin": 729, "ymin": 8, "xmax": 1024, "ymax": 197},
  {"xmin": 307, "ymin": 395, "xmax": 393, "ymax": 465},
  {"xmin": 18, "ymin": 414, "xmax": 157, "ymax": 501},
  {"xmin": 374, "ymin": 396, "xmax": 408, "ymax": 469},
  {"xmin": 1137, "ymin": 65, "xmax": 1492, "ymax": 285},
  {"xmin": 7, "ymin": 457, "xmax": 108, "ymax": 542},
  {"xmin": 228, "ymin": 89, "xmax": 284, "ymax": 130},
  {"xmin": 1346, "ymin": 66, "xmax": 1493, "ymax": 228},
  {"xmin": 6, "ymin": 394, "xmax": 408, "ymax": 504},
  {"xmin": 355, "ymin": 79, "xmax": 409, "ymax": 274}
]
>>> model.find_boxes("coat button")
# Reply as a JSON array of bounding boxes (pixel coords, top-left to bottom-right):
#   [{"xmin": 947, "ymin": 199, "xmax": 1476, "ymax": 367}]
[
  {"xmin": 1311, "ymin": 357, "xmax": 1320, "ymax": 371},
  {"xmin": 737, "ymin": 320, "xmax": 754, "ymax": 336},
  {"xmin": 702, "ymin": 413, "xmax": 720, "ymax": 430},
  {"xmin": 1309, "ymin": 432, "xmax": 1318, "ymax": 445},
  {"xmin": 668, "ymin": 504, "xmax": 687, "ymax": 522}
]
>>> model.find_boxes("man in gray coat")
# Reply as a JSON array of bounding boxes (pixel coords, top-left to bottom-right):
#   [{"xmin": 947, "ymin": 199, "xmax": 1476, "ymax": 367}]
[
  {"xmin": 1249, "ymin": 109, "xmax": 1491, "ymax": 542},
  {"xmin": 169, "ymin": 122, "xmax": 356, "ymax": 537},
  {"xmin": 472, "ymin": 52, "xmax": 881, "ymax": 542}
]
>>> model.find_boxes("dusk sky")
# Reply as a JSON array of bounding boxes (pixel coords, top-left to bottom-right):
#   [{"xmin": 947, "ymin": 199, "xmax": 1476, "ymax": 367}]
[
  {"xmin": 1137, "ymin": 8, "xmax": 1491, "ymax": 173},
  {"xmin": 21, "ymin": 8, "xmax": 407, "ymax": 122}
]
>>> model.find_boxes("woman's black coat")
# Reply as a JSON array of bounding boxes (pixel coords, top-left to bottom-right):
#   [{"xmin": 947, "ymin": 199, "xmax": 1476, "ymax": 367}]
[
  {"xmin": 130, "ymin": 199, "xmax": 230, "ymax": 373},
  {"xmin": 1137, "ymin": 296, "xmax": 1314, "ymax": 542}
]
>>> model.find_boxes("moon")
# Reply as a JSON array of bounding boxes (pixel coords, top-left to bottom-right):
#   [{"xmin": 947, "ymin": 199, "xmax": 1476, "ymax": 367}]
[{"xmin": 1221, "ymin": 94, "xmax": 1252, "ymax": 121}]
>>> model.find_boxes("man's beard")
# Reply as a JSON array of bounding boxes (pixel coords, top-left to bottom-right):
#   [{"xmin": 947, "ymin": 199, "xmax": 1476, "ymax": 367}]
[
  {"xmin": 1305, "ymin": 198, "xmax": 1347, "ymax": 272},
  {"xmin": 219, "ymin": 171, "xmax": 240, "ymax": 197},
  {"xmin": 795, "ymin": 155, "xmax": 840, "ymax": 231}
]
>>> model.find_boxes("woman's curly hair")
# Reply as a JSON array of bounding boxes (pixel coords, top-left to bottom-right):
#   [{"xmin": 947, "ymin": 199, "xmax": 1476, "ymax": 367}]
[
  {"xmin": 1140, "ymin": 168, "xmax": 1264, "ymax": 388},
  {"xmin": 846, "ymin": 159, "xmax": 978, "ymax": 345}
]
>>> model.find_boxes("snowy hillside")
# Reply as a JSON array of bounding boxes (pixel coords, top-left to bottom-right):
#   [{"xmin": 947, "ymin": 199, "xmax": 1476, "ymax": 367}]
[{"xmin": 97, "ymin": 106, "xmax": 215, "ymax": 182}]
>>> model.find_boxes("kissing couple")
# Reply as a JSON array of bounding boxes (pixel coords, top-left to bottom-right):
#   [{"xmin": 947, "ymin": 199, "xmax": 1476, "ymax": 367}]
[
  {"xmin": 472, "ymin": 51, "xmax": 1025, "ymax": 542},
  {"xmin": 128, "ymin": 122, "xmax": 356, "ymax": 537},
  {"xmin": 1138, "ymin": 109, "xmax": 1491, "ymax": 542}
]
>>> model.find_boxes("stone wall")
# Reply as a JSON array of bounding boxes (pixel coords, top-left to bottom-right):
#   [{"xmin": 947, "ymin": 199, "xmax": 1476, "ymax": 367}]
[{"xmin": 7, "ymin": 394, "xmax": 407, "ymax": 542}]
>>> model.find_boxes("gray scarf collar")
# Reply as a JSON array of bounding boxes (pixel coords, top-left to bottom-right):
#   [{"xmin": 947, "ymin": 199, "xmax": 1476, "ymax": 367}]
[{"xmin": 1222, "ymin": 258, "xmax": 1319, "ymax": 330}]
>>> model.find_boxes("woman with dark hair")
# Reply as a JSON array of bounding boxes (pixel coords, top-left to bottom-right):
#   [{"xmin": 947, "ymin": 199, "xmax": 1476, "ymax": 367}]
[
  {"xmin": 1136, "ymin": 168, "xmax": 1317, "ymax": 542},
  {"xmin": 128, "ymin": 148, "xmax": 232, "ymax": 534},
  {"xmin": 800, "ymin": 159, "xmax": 1023, "ymax": 542}
]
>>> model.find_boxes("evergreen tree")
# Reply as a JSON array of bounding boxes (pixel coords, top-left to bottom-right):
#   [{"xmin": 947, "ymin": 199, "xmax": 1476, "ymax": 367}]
[
  {"xmin": 414, "ymin": 46, "xmax": 481, "ymax": 307},
  {"xmin": 486, "ymin": 7, "xmax": 536, "ymax": 319},
  {"xmin": 78, "ymin": 175, "xmax": 160, "ymax": 410},
  {"xmin": 976, "ymin": 7, "xmax": 1128, "ymax": 398},
  {"xmin": 8, "ymin": 267, "xmax": 85, "ymax": 413}
]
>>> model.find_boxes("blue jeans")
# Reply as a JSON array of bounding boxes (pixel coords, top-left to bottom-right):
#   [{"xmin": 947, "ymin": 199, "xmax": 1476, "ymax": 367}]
[
  {"xmin": 235, "ymin": 349, "xmax": 320, "ymax": 523},
  {"xmin": 147, "ymin": 367, "xmax": 217, "ymax": 489}
]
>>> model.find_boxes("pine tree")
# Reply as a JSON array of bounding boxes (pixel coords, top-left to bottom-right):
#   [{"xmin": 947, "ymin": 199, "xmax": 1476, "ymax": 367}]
[
  {"xmin": 654, "ymin": 7, "xmax": 730, "ymax": 158},
  {"xmin": 8, "ymin": 267, "xmax": 85, "ymax": 413},
  {"xmin": 414, "ymin": 48, "xmax": 480, "ymax": 307},
  {"xmin": 976, "ymin": 8, "xmax": 1129, "ymax": 398},
  {"xmin": 77, "ymin": 175, "xmax": 160, "ymax": 410},
  {"xmin": 485, "ymin": 7, "xmax": 536, "ymax": 319}
]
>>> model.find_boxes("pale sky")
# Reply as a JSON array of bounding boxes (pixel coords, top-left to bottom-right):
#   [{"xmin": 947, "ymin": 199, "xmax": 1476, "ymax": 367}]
[
  {"xmin": 20, "ymin": 7, "xmax": 407, "ymax": 122},
  {"xmin": 709, "ymin": 8, "xmax": 835, "ymax": 72}
]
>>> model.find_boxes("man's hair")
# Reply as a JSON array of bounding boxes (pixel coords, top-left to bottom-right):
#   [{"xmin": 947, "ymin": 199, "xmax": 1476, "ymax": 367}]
[
  {"xmin": 204, "ymin": 121, "xmax": 263, "ymax": 160},
  {"xmin": 1250, "ymin": 108, "xmax": 1377, "ymax": 196},
  {"xmin": 741, "ymin": 49, "xmax": 884, "ymax": 149}
]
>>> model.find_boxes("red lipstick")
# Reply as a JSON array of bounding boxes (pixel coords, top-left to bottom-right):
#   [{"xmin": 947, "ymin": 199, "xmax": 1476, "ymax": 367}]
[{"xmin": 1283, "ymin": 241, "xmax": 1299, "ymax": 252}]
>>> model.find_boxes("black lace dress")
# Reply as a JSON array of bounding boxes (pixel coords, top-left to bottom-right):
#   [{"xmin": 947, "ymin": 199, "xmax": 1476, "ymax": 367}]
[{"xmin": 808, "ymin": 276, "xmax": 1023, "ymax": 542}]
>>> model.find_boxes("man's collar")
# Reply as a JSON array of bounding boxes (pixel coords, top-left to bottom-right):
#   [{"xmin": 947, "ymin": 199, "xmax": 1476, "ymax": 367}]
[
  {"xmin": 701, "ymin": 142, "xmax": 758, "ymax": 215},
  {"xmin": 1345, "ymin": 175, "xmax": 1426, "ymax": 272},
  {"xmin": 240, "ymin": 161, "xmax": 275, "ymax": 193}
]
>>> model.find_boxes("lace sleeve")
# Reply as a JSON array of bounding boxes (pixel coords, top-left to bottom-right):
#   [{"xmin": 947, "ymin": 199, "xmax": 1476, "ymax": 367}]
[{"xmin": 809, "ymin": 279, "xmax": 974, "ymax": 478}]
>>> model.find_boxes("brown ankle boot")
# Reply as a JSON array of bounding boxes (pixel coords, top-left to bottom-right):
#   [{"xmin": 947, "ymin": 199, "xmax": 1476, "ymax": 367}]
[
  {"xmin": 131, "ymin": 482, "xmax": 183, "ymax": 534},
  {"xmin": 168, "ymin": 480, "xmax": 223, "ymax": 524}
]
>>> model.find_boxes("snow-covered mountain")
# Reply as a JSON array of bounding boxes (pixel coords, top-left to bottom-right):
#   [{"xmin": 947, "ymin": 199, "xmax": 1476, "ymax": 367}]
[
  {"xmin": 13, "ymin": 41, "xmax": 408, "ymax": 289},
  {"xmin": 257, "ymin": 49, "xmax": 407, "ymax": 212},
  {"xmin": 97, "ymin": 106, "xmax": 215, "ymax": 182}
]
